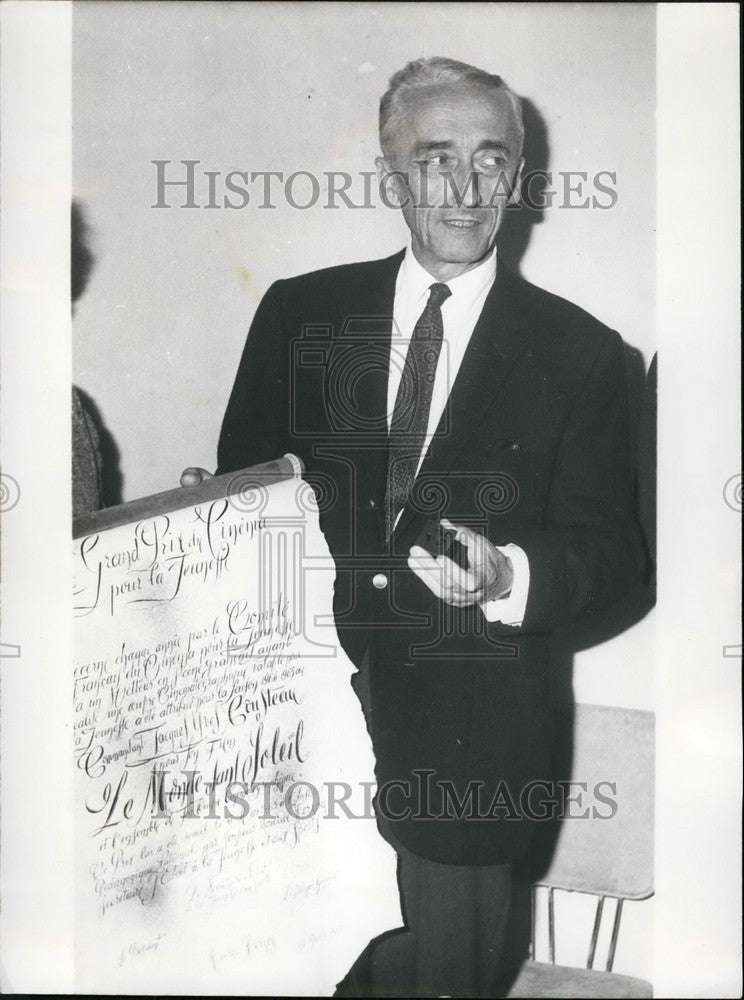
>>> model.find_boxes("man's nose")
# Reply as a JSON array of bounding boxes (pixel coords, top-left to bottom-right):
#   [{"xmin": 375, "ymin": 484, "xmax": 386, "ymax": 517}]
[{"xmin": 452, "ymin": 165, "xmax": 480, "ymax": 208}]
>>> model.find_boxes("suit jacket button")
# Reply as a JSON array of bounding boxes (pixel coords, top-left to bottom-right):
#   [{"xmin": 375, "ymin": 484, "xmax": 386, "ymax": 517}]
[
  {"xmin": 510, "ymin": 442, "xmax": 522, "ymax": 453},
  {"xmin": 372, "ymin": 573, "xmax": 388, "ymax": 590},
  {"xmin": 369, "ymin": 498, "xmax": 376, "ymax": 509}
]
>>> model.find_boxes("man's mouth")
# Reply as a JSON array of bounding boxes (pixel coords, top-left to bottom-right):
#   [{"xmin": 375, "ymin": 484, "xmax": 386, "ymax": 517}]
[{"xmin": 442, "ymin": 219, "xmax": 481, "ymax": 229}]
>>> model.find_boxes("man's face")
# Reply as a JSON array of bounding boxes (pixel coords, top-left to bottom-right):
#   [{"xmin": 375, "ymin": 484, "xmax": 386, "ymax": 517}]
[{"xmin": 376, "ymin": 83, "xmax": 524, "ymax": 280}]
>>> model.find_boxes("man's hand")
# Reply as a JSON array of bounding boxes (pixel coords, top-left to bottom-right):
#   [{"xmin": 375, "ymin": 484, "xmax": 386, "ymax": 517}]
[
  {"xmin": 408, "ymin": 518, "xmax": 514, "ymax": 607},
  {"xmin": 179, "ymin": 467, "xmax": 214, "ymax": 487}
]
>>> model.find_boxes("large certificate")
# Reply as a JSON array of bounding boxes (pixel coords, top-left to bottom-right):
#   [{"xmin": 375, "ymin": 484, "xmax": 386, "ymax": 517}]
[{"xmin": 72, "ymin": 458, "xmax": 400, "ymax": 995}]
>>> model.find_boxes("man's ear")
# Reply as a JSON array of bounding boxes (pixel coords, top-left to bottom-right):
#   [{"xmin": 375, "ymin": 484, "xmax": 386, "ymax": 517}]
[
  {"xmin": 508, "ymin": 156, "xmax": 525, "ymax": 206},
  {"xmin": 375, "ymin": 155, "xmax": 407, "ymax": 208}
]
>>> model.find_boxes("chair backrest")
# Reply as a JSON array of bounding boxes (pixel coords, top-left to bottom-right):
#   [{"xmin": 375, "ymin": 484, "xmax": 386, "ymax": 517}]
[{"xmin": 540, "ymin": 703, "xmax": 654, "ymax": 900}]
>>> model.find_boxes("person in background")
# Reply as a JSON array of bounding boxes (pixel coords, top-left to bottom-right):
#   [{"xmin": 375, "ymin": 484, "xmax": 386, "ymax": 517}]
[{"xmin": 72, "ymin": 200, "xmax": 122, "ymax": 517}]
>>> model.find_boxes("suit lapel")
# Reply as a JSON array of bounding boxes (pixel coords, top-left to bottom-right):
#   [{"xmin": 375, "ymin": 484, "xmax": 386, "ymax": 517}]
[
  {"xmin": 395, "ymin": 264, "xmax": 536, "ymax": 535},
  {"xmin": 338, "ymin": 251, "xmax": 403, "ymax": 512}
]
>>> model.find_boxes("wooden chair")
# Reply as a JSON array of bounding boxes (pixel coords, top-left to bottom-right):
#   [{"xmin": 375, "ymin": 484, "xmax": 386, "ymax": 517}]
[{"xmin": 507, "ymin": 703, "xmax": 654, "ymax": 998}]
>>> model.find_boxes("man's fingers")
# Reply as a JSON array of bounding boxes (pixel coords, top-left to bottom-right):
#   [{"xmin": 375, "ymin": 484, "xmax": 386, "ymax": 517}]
[
  {"xmin": 180, "ymin": 466, "xmax": 214, "ymax": 487},
  {"xmin": 440, "ymin": 518, "xmax": 485, "ymax": 564},
  {"xmin": 409, "ymin": 545, "xmax": 439, "ymax": 568},
  {"xmin": 409, "ymin": 549, "xmax": 485, "ymax": 605},
  {"xmin": 409, "ymin": 548, "xmax": 476, "ymax": 589},
  {"xmin": 440, "ymin": 519, "xmax": 495, "ymax": 580},
  {"xmin": 408, "ymin": 550, "xmax": 447, "ymax": 599},
  {"xmin": 439, "ymin": 554, "xmax": 480, "ymax": 593}
]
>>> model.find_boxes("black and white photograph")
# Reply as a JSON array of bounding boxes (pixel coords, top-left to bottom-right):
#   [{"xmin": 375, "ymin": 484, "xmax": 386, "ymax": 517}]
[{"xmin": 0, "ymin": 2, "xmax": 740, "ymax": 997}]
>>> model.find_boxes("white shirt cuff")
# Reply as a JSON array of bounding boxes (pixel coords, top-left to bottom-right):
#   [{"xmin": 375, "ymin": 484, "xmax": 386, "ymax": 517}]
[{"xmin": 479, "ymin": 543, "xmax": 530, "ymax": 626}]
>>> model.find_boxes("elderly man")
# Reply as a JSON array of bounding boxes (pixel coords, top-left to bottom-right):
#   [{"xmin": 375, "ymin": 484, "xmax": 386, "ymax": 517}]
[{"xmin": 194, "ymin": 56, "xmax": 642, "ymax": 997}]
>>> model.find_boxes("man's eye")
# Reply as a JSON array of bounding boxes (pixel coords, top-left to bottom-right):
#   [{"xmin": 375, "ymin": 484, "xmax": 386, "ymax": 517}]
[
  {"xmin": 480, "ymin": 156, "xmax": 508, "ymax": 170},
  {"xmin": 423, "ymin": 154, "xmax": 451, "ymax": 167}
]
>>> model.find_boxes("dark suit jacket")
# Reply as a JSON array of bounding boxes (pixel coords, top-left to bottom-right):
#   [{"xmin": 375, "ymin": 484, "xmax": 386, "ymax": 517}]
[{"xmin": 218, "ymin": 250, "xmax": 644, "ymax": 866}]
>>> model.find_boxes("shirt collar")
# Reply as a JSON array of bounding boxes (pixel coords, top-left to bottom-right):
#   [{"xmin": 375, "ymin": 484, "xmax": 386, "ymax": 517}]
[{"xmin": 398, "ymin": 240, "xmax": 498, "ymax": 308}]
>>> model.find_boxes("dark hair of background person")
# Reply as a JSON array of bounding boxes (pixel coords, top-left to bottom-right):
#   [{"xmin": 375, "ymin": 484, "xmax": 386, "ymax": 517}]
[{"xmin": 71, "ymin": 200, "xmax": 123, "ymax": 512}]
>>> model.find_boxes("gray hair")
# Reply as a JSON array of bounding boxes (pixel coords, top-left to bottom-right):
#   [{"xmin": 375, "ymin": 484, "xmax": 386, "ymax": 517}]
[{"xmin": 379, "ymin": 56, "xmax": 524, "ymax": 158}]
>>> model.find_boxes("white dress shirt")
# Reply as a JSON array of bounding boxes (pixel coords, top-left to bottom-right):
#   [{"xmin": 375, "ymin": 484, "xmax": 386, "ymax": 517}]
[{"xmin": 389, "ymin": 244, "xmax": 529, "ymax": 627}]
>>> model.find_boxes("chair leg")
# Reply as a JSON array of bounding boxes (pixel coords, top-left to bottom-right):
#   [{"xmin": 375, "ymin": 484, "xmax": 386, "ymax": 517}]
[
  {"xmin": 548, "ymin": 887, "xmax": 555, "ymax": 964},
  {"xmin": 607, "ymin": 897, "xmax": 624, "ymax": 972},
  {"xmin": 587, "ymin": 895, "xmax": 605, "ymax": 969}
]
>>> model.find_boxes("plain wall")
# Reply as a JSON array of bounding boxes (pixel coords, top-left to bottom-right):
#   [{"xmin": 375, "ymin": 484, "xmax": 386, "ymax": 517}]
[{"xmin": 73, "ymin": 1, "xmax": 656, "ymax": 981}]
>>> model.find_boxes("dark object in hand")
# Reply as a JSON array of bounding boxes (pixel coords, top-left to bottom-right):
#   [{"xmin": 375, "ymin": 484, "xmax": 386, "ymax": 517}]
[{"xmin": 414, "ymin": 519, "xmax": 470, "ymax": 570}]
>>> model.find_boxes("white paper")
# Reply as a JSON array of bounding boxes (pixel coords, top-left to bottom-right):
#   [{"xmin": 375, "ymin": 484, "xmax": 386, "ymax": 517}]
[{"xmin": 72, "ymin": 476, "xmax": 401, "ymax": 995}]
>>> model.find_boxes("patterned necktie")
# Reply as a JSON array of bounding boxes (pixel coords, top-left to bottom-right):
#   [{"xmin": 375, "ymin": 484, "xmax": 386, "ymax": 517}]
[{"xmin": 385, "ymin": 282, "xmax": 452, "ymax": 539}]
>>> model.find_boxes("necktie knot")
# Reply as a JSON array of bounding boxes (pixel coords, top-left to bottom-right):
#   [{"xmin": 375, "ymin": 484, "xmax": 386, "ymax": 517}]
[{"xmin": 428, "ymin": 282, "xmax": 451, "ymax": 310}]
